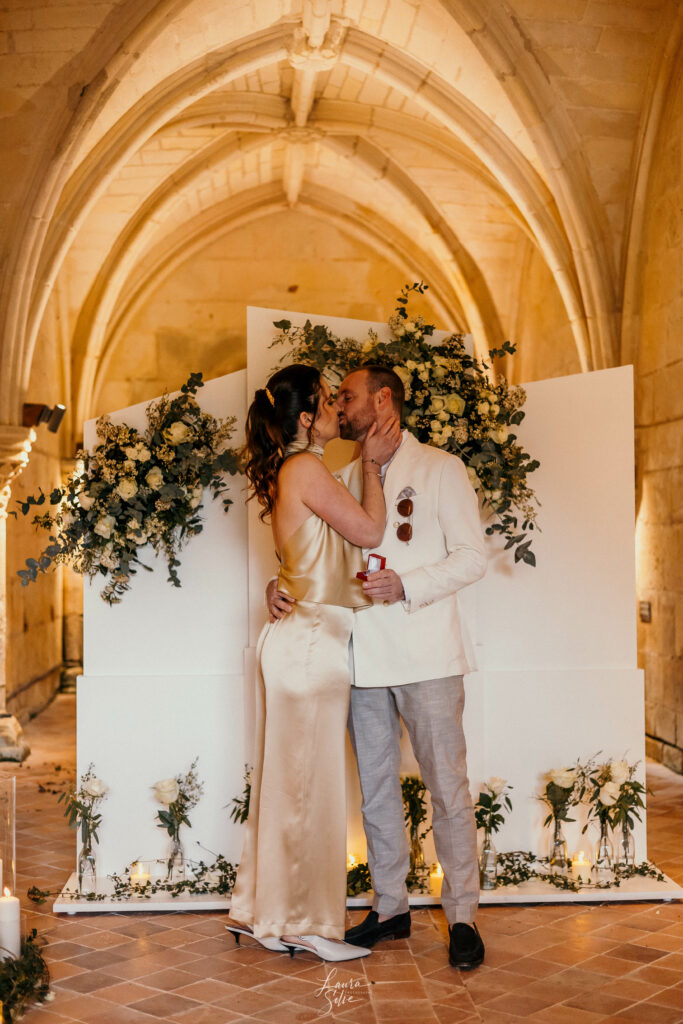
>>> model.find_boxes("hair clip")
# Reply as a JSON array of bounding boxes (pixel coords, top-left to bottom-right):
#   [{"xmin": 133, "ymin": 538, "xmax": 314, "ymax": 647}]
[{"xmin": 265, "ymin": 387, "xmax": 275, "ymax": 407}]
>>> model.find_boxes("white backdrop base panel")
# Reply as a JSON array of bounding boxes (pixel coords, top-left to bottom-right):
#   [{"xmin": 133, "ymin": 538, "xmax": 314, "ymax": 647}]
[{"xmin": 54, "ymin": 873, "xmax": 682, "ymax": 914}]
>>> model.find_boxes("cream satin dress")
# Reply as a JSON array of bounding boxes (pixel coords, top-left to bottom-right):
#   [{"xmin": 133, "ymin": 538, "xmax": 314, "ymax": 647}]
[{"xmin": 230, "ymin": 446, "xmax": 370, "ymax": 939}]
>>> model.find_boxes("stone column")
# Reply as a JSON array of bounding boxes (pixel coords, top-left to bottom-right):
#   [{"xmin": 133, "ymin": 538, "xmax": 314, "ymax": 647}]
[{"xmin": 0, "ymin": 426, "xmax": 35, "ymax": 760}]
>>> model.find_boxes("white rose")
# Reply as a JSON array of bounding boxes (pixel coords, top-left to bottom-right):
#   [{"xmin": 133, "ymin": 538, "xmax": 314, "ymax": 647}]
[
  {"xmin": 404, "ymin": 321, "xmax": 416, "ymax": 332},
  {"xmin": 489, "ymin": 403, "xmax": 500, "ymax": 417},
  {"xmin": 405, "ymin": 412, "xmax": 419, "ymax": 427},
  {"xmin": 429, "ymin": 396, "xmax": 446, "ymax": 413},
  {"xmin": 145, "ymin": 466, "xmax": 164, "ymax": 490},
  {"xmin": 437, "ymin": 410, "xmax": 449, "ymax": 422},
  {"xmin": 137, "ymin": 446, "xmax": 151, "ymax": 463},
  {"xmin": 487, "ymin": 776, "xmax": 506, "ymax": 797},
  {"xmin": 405, "ymin": 360, "xmax": 417, "ymax": 370},
  {"xmin": 490, "ymin": 425, "xmax": 509, "ymax": 444},
  {"xmin": 189, "ymin": 484, "xmax": 203, "ymax": 509},
  {"xmin": 153, "ymin": 778, "xmax": 179, "ymax": 805},
  {"xmin": 440, "ymin": 424, "xmax": 453, "ymax": 440},
  {"xmin": 432, "ymin": 364, "xmax": 446, "ymax": 379},
  {"xmin": 599, "ymin": 781, "xmax": 621, "ymax": 807},
  {"xmin": 445, "ymin": 394, "xmax": 465, "ymax": 416},
  {"xmin": 418, "ymin": 370, "xmax": 429, "ymax": 383},
  {"xmin": 83, "ymin": 777, "xmax": 108, "ymax": 799},
  {"xmin": 549, "ymin": 767, "xmax": 577, "ymax": 789},
  {"xmin": 466, "ymin": 466, "xmax": 479, "ymax": 488},
  {"xmin": 78, "ymin": 492, "xmax": 95, "ymax": 511},
  {"xmin": 430, "ymin": 419, "xmax": 443, "ymax": 432},
  {"xmin": 116, "ymin": 478, "xmax": 138, "ymax": 501},
  {"xmin": 476, "ymin": 401, "xmax": 489, "ymax": 416},
  {"xmin": 164, "ymin": 421, "xmax": 192, "ymax": 446},
  {"xmin": 93, "ymin": 515, "xmax": 115, "ymax": 539},
  {"xmin": 610, "ymin": 761, "xmax": 630, "ymax": 787}
]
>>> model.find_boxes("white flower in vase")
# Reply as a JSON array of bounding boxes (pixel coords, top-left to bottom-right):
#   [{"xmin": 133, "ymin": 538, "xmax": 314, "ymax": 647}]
[{"xmin": 154, "ymin": 778, "xmax": 180, "ymax": 805}]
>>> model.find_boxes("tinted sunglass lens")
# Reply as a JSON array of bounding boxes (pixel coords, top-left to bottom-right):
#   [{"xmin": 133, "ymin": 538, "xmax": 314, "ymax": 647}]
[
  {"xmin": 397, "ymin": 523, "xmax": 412, "ymax": 542},
  {"xmin": 397, "ymin": 498, "xmax": 413, "ymax": 517}
]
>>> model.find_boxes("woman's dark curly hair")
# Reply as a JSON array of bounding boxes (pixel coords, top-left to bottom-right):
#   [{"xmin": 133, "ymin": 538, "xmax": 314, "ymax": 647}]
[{"xmin": 245, "ymin": 363, "xmax": 323, "ymax": 520}]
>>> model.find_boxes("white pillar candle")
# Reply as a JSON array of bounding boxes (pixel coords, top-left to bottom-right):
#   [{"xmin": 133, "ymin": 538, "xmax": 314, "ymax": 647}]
[
  {"xmin": 130, "ymin": 863, "xmax": 151, "ymax": 889},
  {"xmin": 0, "ymin": 888, "xmax": 20, "ymax": 960}
]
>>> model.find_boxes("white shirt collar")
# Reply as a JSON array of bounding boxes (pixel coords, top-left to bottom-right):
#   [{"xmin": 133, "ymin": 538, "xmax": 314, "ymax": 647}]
[{"xmin": 381, "ymin": 429, "xmax": 408, "ymax": 476}]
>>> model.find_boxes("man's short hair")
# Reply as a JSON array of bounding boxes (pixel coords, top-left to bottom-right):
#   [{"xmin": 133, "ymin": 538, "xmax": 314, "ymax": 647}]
[{"xmin": 361, "ymin": 363, "xmax": 404, "ymax": 415}]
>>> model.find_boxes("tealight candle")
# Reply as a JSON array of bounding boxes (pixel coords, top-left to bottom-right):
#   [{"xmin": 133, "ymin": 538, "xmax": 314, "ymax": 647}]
[
  {"xmin": 571, "ymin": 850, "xmax": 591, "ymax": 886},
  {"xmin": 347, "ymin": 854, "xmax": 357, "ymax": 869},
  {"xmin": 0, "ymin": 887, "xmax": 20, "ymax": 960},
  {"xmin": 130, "ymin": 862, "xmax": 151, "ymax": 889},
  {"xmin": 430, "ymin": 863, "xmax": 444, "ymax": 896}
]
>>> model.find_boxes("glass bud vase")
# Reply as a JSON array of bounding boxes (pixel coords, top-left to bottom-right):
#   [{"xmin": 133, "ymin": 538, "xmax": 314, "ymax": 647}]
[
  {"xmin": 615, "ymin": 821, "xmax": 635, "ymax": 871},
  {"xmin": 167, "ymin": 833, "xmax": 185, "ymax": 882},
  {"xmin": 479, "ymin": 831, "xmax": 497, "ymax": 890},
  {"xmin": 549, "ymin": 818, "xmax": 568, "ymax": 874},
  {"xmin": 410, "ymin": 835, "xmax": 425, "ymax": 873},
  {"xmin": 77, "ymin": 838, "xmax": 97, "ymax": 895},
  {"xmin": 593, "ymin": 819, "xmax": 614, "ymax": 882}
]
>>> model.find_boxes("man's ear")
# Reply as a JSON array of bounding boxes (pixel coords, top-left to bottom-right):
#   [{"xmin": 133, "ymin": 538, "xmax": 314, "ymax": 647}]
[{"xmin": 374, "ymin": 386, "xmax": 392, "ymax": 413}]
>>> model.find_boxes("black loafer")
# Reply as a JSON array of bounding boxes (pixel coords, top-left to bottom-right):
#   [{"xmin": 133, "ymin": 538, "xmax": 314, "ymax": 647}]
[
  {"xmin": 344, "ymin": 909, "xmax": 411, "ymax": 947},
  {"xmin": 448, "ymin": 922, "xmax": 484, "ymax": 969}
]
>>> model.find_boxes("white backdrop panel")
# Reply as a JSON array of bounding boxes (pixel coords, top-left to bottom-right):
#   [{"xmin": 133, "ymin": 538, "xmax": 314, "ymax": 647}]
[
  {"xmin": 78, "ymin": 674, "xmax": 246, "ymax": 876},
  {"xmin": 459, "ymin": 366, "xmax": 637, "ymax": 672},
  {"xmin": 77, "ymin": 370, "xmax": 250, "ymax": 878},
  {"xmin": 83, "ymin": 371, "xmax": 248, "ymax": 677}
]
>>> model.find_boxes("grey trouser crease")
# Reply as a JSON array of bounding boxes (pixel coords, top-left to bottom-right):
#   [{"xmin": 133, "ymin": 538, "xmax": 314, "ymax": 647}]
[{"xmin": 348, "ymin": 675, "xmax": 479, "ymax": 925}]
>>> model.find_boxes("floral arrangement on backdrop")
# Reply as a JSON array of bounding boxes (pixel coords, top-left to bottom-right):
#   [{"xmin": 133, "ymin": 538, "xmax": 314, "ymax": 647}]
[
  {"xmin": 13, "ymin": 372, "xmax": 240, "ymax": 603},
  {"xmin": 154, "ymin": 758, "xmax": 204, "ymax": 880},
  {"xmin": 540, "ymin": 765, "xmax": 582, "ymax": 828},
  {"xmin": 272, "ymin": 282, "xmax": 541, "ymax": 565},
  {"xmin": 475, "ymin": 777, "xmax": 513, "ymax": 835},
  {"xmin": 58, "ymin": 763, "xmax": 108, "ymax": 894}
]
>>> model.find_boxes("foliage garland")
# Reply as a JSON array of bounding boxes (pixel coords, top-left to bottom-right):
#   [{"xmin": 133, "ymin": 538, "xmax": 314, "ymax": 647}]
[
  {"xmin": 14, "ymin": 372, "xmax": 240, "ymax": 603},
  {"xmin": 272, "ymin": 282, "xmax": 540, "ymax": 565}
]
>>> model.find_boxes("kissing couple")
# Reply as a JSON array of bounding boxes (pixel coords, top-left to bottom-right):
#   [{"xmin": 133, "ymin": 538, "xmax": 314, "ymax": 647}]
[{"xmin": 225, "ymin": 361, "xmax": 487, "ymax": 967}]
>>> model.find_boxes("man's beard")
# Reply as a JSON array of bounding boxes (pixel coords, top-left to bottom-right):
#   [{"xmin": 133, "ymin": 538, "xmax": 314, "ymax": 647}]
[{"xmin": 339, "ymin": 410, "xmax": 374, "ymax": 442}]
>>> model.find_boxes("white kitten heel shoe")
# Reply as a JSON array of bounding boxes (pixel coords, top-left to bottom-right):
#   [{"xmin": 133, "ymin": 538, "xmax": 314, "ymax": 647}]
[
  {"xmin": 225, "ymin": 921, "xmax": 288, "ymax": 952},
  {"xmin": 282, "ymin": 934, "xmax": 372, "ymax": 961}
]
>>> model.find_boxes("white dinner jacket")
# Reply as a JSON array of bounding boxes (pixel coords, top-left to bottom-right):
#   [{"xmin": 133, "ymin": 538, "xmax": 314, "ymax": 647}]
[{"xmin": 338, "ymin": 432, "xmax": 487, "ymax": 688}]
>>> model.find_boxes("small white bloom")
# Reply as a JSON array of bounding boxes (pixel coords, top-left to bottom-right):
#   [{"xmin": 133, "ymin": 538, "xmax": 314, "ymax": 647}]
[
  {"xmin": 487, "ymin": 776, "xmax": 507, "ymax": 797},
  {"xmin": 404, "ymin": 321, "xmax": 416, "ymax": 332},
  {"xmin": 116, "ymin": 477, "xmax": 138, "ymax": 501},
  {"xmin": 610, "ymin": 760, "xmax": 630, "ymax": 787},
  {"xmin": 145, "ymin": 466, "xmax": 164, "ymax": 490},
  {"xmin": 440, "ymin": 424, "xmax": 453, "ymax": 439},
  {"xmin": 489, "ymin": 403, "xmax": 500, "ymax": 417},
  {"xmin": 476, "ymin": 401, "xmax": 490, "ymax": 416},
  {"xmin": 93, "ymin": 515, "xmax": 115, "ymax": 539},
  {"xmin": 405, "ymin": 412, "xmax": 419, "ymax": 427},
  {"xmin": 430, "ymin": 419, "xmax": 443, "ymax": 432},
  {"xmin": 599, "ymin": 781, "xmax": 621, "ymax": 807},
  {"xmin": 405, "ymin": 360, "xmax": 417, "ymax": 370},
  {"xmin": 153, "ymin": 778, "xmax": 180, "ymax": 805},
  {"xmin": 78, "ymin": 491, "xmax": 95, "ymax": 511},
  {"xmin": 432, "ymin": 364, "xmax": 446, "ymax": 379},
  {"xmin": 445, "ymin": 394, "xmax": 465, "ymax": 416},
  {"xmin": 437, "ymin": 410, "xmax": 449, "ymax": 422},
  {"xmin": 429, "ymin": 396, "xmax": 447, "ymax": 414},
  {"xmin": 490, "ymin": 425, "xmax": 509, "ymax": 444},
  {"xmin": 82, "ymin": 777, "xmax": 108, "ymax": 799},
  {"xmin": 164, "ymin": 421, "xmax": 192, "ymax": 446},
  {"xmin": 395, "ymin": 326, "xmax": 406, "ymax": 337},
  {"xmin": 549, "ymin": 767, "xmax": 578, "ymax": 789}
]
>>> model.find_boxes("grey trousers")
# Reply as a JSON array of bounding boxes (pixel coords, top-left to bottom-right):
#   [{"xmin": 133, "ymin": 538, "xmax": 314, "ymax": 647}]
[{"xmin": 347, "ymin": 675, "xmax": 479, "ymax": 925}]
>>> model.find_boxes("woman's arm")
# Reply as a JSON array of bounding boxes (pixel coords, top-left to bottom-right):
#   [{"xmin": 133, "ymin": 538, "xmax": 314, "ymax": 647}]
[{"xmin": 278, "ymin": 418, "xmax": 400, "ymax": 548}]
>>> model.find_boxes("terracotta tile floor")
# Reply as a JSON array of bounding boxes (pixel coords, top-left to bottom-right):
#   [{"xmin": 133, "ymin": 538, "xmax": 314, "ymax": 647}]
[{"xmin": 4, "ymin": 694, "xmax": 683, "ymax": 1024}]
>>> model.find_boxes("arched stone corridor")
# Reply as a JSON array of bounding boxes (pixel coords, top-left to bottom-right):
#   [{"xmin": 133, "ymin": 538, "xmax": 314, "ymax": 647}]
[{"xmin": 0, "ymin": 0, "xmax": 681, "ymax": 775}]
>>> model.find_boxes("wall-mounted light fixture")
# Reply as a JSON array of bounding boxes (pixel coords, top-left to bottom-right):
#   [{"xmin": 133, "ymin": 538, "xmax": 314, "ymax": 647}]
[{"xmin": 22, "ymin": 403, "xmax": 66, "ymax": 433}]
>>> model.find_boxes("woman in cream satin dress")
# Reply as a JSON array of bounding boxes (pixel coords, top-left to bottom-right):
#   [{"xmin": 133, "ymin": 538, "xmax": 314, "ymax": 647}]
[{"xmin": 226, "ymin": 363, "xmax": 400, "ymax": 962}]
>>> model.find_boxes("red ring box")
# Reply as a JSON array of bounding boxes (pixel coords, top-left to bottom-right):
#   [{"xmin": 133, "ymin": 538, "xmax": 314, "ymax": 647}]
[{"xmin": 356, "ymin": 553, "xmax": 386, "ymax": 581}]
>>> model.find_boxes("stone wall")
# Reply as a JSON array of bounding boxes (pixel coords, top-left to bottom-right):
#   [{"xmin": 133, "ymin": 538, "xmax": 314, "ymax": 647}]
[
  {"xmin": 93, "ymin": 208, "xmax": 445, "ymax": 417},
  {"xmin": 635, "ymin": 55, "xmax": 683, "ymax": 773},
  {"xmin": 6, "ymin": 304, "xmax": 66, "ymax": 721}
]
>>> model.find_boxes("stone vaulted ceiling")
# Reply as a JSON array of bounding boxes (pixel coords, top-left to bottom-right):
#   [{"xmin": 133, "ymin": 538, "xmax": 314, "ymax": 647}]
[{"xmin": 1, "ymin": 0, "xmax": 680, "ymax": 423}]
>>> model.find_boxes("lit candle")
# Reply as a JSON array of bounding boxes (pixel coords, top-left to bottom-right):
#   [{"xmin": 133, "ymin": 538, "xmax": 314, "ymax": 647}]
[
  {"xmin": 347, "ymin": 854, "xmax": 357, "ymax": 869},
  {"xmin": 0, "ymin": 887, "xmax": 20, "ymax": 960},
  {"xmin": 130, "ymin": 862, "xmax": 151, "ymax": 889},
  {"xmin": 571, "ymin": 850, "xmax": 591, "ymax": 885},
  {"xmin": 430, "ymin": 863, "xmax": 443, "ymax": 896}
]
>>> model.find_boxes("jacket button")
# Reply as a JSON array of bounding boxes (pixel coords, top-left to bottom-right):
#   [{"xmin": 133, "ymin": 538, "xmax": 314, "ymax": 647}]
[{"xmin": 393, "ymin": 522, "xmax": 399, "ymax": 528}]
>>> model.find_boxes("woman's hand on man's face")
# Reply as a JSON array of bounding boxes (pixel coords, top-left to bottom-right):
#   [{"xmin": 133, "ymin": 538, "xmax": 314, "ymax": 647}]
[{"xmin": 362, "ymin": 416, "xmax": 402, "ymax": 467}]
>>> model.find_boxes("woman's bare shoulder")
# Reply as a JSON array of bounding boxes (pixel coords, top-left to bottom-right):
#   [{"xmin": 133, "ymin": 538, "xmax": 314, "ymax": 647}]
[{"xmin": 278, "ymin": 452, "xmax": 329, "ymax": 481}]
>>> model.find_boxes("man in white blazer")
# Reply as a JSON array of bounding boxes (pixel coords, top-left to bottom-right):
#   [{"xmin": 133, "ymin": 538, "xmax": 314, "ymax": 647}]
[{"xmin": 268, "ymin": 364, "xmax": 487, "ymax": 969}]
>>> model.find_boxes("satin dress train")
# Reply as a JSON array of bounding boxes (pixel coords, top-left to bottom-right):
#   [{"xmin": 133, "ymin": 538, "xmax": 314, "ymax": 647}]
[{"xmin": 230, "ymin": 500, "xmax": 370, "ymax": 940}]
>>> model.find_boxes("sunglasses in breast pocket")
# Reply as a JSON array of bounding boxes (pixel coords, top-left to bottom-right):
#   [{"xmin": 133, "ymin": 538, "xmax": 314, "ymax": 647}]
[{"xmin": 395, "ymin": 486, "xmax": 416, "ymax": 542}]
